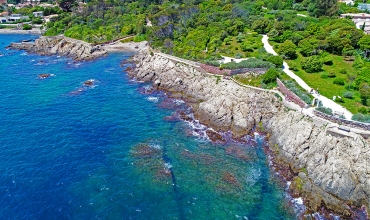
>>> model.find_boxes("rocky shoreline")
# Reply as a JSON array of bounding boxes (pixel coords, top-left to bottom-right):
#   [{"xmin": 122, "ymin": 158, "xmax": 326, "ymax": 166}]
[
  {"xmin": 127, "ymin": 49, "xmax": 370, "ymax": 218},
  {"xmin": 7, "ymin": 35, "xmax": 107, "ymax": 61}
]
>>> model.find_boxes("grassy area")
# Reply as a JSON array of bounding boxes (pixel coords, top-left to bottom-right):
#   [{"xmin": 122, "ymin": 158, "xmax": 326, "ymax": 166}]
[
  {"xmin": 285, "ymin": 54, "xmax": 364, "ymax": 113},
  {"xmin": 233, "ymin": 71, "xmax": 291, "ymax": 89},
  {"xmin": 218, "ymin": 34, "xmax": 263, "ymax": 58}
]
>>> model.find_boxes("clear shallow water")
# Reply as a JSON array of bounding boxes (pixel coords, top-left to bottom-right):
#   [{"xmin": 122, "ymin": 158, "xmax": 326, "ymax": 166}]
[{"xmin": 0, "ymin": 34, "xmax": 295, "ymax": 220}]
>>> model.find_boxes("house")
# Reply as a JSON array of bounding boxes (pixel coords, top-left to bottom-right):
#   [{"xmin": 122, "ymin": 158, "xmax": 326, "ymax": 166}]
[
  {"xmin": 8, "ymin": 14, "xmax": 29, "ymax": 22},
  {"xmin": 341, "ymin": 13, "xmax": 370, "ymax": 34},
  {"xmin": 358, "ymin": 3, "xmax": 370, "ymax": 11},
  {"xmin": 32, "ymin": 11, "xmax": 43, "ymax": 17},
  {"xmin": 339, "ymin": 0, "xmax": 354, "ymax": 5},
  {"xmin": 0, "ymin": 16, "xmax": 8, "ymax": 23}
]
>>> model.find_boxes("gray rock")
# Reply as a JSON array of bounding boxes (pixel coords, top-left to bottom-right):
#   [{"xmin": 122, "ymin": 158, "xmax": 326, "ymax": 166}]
[
  {"xmin": 8, "ymin": 36, "xmax": 107, "ymax": 61},
  {"xmin": 129, "ymin": 49, "xmax": 370, "ymax": 215}
]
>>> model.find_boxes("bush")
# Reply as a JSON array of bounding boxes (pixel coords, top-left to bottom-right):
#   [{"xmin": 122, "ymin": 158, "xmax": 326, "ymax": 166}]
[
  {"xmin": 204, "ymin": 60, "xmax": 220, "ymax": 67},
  {"xmin": 358, "ymin": 107, "xmax": 368, "ymax": 114},
  {"xmin": 333, "ymin": 78, "xmax": 345, "ymax": 85},
  {"xmin": 321, "ymin": 74, "xmax": 329, "ymax": 79},
  {"xmin": 322, "ymin": 56, "xmax": 333, "ymax": 65},
  {"xmin": 221, "ymin": 58, "xmax": 275, "ymax": 69},
  {"xmin": 283, "ymin": 80, "xmax": 312, "ymax": 104},
  {"xmin": 352, "ymin": 114, "xmax": 370, "ymax": 123},
  {"xmin": 339, "ymin": 69, "xmax": 347, "ymax": 74},
  {"xmin": 301, "ymin": 56, "xmax": 323, "ymax": 73},
  {"xmin": 289, "ymin": 63, "xmax": 299, "ymax": 71},
  {"xmin": 279, "ymin": 40, "xmax": 297, "ymax": 59},
  {"xmin": 235, "ymin": 53, "xmax": 243, "ymax": 59},
  {"xmin": 328, "ymin": 72, "xmax": 336, "ymax": 78},
  {"xmin": 343, "ymin": 91, "xmax": 354, "ymax": 99},
  {"xmin": 23, "ymin": 24, "xmax": 32, "ymax": 30},
  {"xmin": 265, "ymin": 56, "xmax": 283, "ymax": 68},
  {"xmin": 316, "ymin": 107, "xmax": 333, "ymax": 115},
  {"xmin": 262, "ymin": 68, "xmax": 280, "ymax": 84}
]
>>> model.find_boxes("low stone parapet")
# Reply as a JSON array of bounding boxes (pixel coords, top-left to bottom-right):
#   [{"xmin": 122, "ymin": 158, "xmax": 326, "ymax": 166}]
[{"xmin": 314, "ymin": 110, "xmax": 370, "ymax": 131}]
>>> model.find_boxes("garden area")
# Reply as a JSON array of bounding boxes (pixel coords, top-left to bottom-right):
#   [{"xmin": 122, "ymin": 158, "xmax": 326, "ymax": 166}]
[{"xmin": 266, "ymin": 13, "xmax": 370, "ymax": 122}]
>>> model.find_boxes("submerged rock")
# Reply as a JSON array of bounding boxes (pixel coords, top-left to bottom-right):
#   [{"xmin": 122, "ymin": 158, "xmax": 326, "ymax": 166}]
[
  {"xmin": 83, "ymin": 79, "xmax": 94, "ymax": 87},
  {"xmin": 38, "ymin": 73, "xmax": 51, "ymax": 79}
]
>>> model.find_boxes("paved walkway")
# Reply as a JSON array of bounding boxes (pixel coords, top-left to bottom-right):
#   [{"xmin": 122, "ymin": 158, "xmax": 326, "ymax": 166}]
[{"xmin": 261, "ymin": 35, "xmax": 353, "ymax": 119}]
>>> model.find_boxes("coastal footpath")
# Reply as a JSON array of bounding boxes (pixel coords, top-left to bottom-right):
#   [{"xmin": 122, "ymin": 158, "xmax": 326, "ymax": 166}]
[
  {"xmin": 128, "ymin": 49, "xmax": 370, "ymax": 217},
  {"xmin": 8, "ymin": 35, "xmax": 107, "ymax": 61}
]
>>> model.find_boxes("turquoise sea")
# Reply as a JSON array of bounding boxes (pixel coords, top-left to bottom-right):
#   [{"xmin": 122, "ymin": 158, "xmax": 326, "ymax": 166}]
[{"xmin": 0, "ymin": 34, "xmax": 297, "ymax": 219}]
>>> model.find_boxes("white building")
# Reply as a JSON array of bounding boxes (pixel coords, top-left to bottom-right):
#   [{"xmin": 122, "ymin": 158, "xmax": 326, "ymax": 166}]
[
  {"xmin": 32, "ymin": 11, "xmax": 43, "ymax": 17},
  {"xmin": 8, "ymin": 14, "xmax": 29, "ymax": 22}
]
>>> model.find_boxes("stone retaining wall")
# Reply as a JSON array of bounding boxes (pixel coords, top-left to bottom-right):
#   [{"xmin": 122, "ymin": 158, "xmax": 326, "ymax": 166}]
[
  {"xmin": 277, "ymin": 78, "xmax": 307, "ymax": 108},
  {"xmin": 314, "ymin": 110, "xmax": 370, "ymax": 131}
]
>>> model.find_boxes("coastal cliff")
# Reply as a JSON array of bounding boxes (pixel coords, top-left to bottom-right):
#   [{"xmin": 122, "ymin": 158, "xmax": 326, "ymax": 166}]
[
  {"xmin": 128, "ymin": 49, "xmax": 370, "ymax": 217},
  {"xmin": 8, "ymin": 36, "xmax": 107, "ymax": 61}
]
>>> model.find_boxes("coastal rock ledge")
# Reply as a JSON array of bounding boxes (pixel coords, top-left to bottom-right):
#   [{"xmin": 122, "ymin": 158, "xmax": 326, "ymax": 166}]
[
  {"xmin": 128, "ymin": 49, "xmax": 370, "ymax": 217},
  {"xmin": 8, "ymin": 36, "xmax": 107, "ymax": 61}
]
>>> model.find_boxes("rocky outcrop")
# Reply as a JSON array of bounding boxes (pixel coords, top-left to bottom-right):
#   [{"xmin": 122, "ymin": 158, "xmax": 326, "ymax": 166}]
[
  {"xmin": 129, "ymin": 49, "xmax": 370, "ymax": 217},
  {"xmin": 8, "ymin": 36, "xmax": 107, "ymax": 61}
]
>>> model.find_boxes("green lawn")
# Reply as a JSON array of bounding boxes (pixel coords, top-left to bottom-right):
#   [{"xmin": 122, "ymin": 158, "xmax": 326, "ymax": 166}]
[
  {"xmin": 286, "ymin": 54, "xmax": 364, "ymax": 113},
  {"xmin": 218, "ymin": 34, "xmax": 263, "ymax": 58}
]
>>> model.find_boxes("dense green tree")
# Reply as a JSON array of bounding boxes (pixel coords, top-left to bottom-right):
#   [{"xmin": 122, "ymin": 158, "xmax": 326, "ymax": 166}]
[
  {"xmin": 358, "ymin": 35, "xmax": 370, "ymax": 51},
  {"xmin": 279, "ymin": 40, "xmax": 297, "ymax": 59},
  {"xmin": 298, "ymin": 38, "xmax": 319, "ymax": 56},
  {"xmin": 301, "ymin": 56, "xmax": 323, "ymax": 73},
  {"xmin": 252, "ymin": 18, "xmax": 272, "ymax": 34},
  {"xmin": 262, "ymin": 68, "xmax": 280, "ymax": 84},
  {"xmin": 57, "ymin": 0, "xmax": 77, "ymax": 12},
  {"xmin": 359, "ymin": 83, "xmax": 370, "ymax": 105},
  {"xmin": 309, "ymin": 0, "xmax": 339, "ymax": 17}
]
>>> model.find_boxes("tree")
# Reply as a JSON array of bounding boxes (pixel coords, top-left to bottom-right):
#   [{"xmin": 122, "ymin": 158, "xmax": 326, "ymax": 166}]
[
  {"xmin": 359, "ymin": 83, "xmax": 370, "ymax": 105},
  {"xmin": 358, "ymin": 35, "xmax": 370, "ymax": 51},
  {"xmin": 310, "ymin": 0, "xmax": 339, "ymax": 17},
  {"xmin": 57, "ymin": 0, "xmax": 77, "ymax": 12},
  {"xmin": 252, "ymin": 18, "xmax": 272, "ymax": 34},
  {"xmin": 262, "ymin": 68, "xmax": 280, "ymax": 84},
  {"xmin": 265, "ymin": 55, "xmax": 283, "ymax": 67},
  {"xmin": 301, "ymin": 56, "xmax": 323, "ymax": 73},
  {"xmin": 279, "ymin": 40, "xmax": 297, "ymax": 59},
  {"xmin": 299, "ymin": 38, "xmax": 318, "ymax": 56}
]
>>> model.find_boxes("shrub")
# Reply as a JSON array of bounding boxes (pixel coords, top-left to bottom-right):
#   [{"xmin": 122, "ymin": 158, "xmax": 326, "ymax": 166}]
[
  {"xmin": 339, "ymin": 69, "xmax": 347, "ymax": 74},
  {"xmin": 316, "ymin": 107, "xmax": 333, "ymax": 115},
  {"xmin": 301, "ymin": 56, "xmax": 323, "ymax": 73},
  {"xmin": 204, "ymin": 60, "xmax": 220, "ymax": 67},
  {"xmin": 333, "ymin": 78, "xmax": 345, "ymax": 85},
  {"xmin": 235, "ymin": 53, "xmax": 243, "ymax": 59},
  {"xmin": 283, "ymin": 80, "xmax": 312, "ymax": 104},
  {"xmin": 321, "ymin": 74, "xmax": 329, "ymax": 79},
  {"xmin": 279, "ymin": 40, "xmax": 297, "ymax": 59},
  {"xmin": 23, "ymin": 24, "xmax": 32, "ymax": 30},
  {"xmin": 265, "ymin": 56, "xmax": 283, "ymax": 68},
  {"xmin": 352, "ymin": 114, "xmax": 370, "ymax": 123},
  {"xmin": 221, "ymin": 58, "xmax": 275, "ymax": 69},
  {"xmin": 262, "ymin": 68, "xmax": 280, "ymax": 84},
  {"xmin": 358, "ymin": 107, "xmax": 368, "ymax": 114},
  {"xmin": 343, "ymin": 91, "xmax": 354, "ymax": 99},
  {"xmin": 289, "ymin": 63, "xmax": 299, "ymax": 71},
  {"xmin": 322, "ymin": 56, "xmax": 333, "ymax": 65},
  {"xmin": 328, "ymin": 72, "xmax": 336, "ymax": 78}
]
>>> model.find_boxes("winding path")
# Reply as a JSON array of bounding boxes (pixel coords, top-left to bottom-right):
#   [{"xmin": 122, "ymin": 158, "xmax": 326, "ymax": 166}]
[{"xmin": 261, "ymin": 35, "xmax": 353, "ymax": 119}]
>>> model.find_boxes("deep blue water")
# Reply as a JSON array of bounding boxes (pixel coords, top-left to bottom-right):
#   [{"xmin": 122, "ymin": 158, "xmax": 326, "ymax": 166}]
[{"xmin": 0, "ymin": 34, "xmax": 296, "ymax": 219}]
